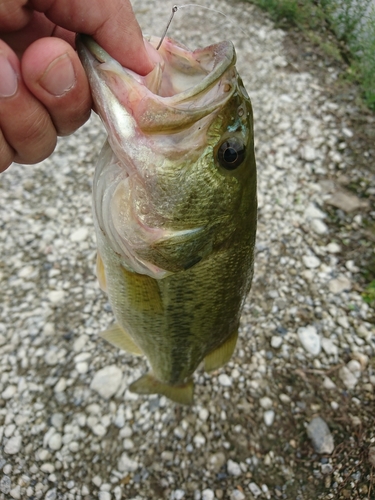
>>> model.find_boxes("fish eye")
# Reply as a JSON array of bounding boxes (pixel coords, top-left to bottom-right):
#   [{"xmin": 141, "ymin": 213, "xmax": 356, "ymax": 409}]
[{"xmin": 217, "ymin": 138, "xmax": 246, "ymax": 170}]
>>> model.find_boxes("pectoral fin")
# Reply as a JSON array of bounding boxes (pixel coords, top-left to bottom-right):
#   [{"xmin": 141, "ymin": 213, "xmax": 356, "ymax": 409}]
[
  {"xmin": 204, "ymin": 330, "xmax": 238, "ymax": 373},
  {"xmin": 100, "ymin": 323, "xmax": 143, "ymax": 356},
  {"xmin": 96, "ymin": 253, "xmax": 107, "ymax": 292},
  {"xmin": 129, "ymin": 373, "xmax": 194, "ymax": 405}
]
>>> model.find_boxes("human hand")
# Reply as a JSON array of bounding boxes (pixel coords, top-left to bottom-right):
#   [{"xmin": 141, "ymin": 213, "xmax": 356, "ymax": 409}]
[{"xmin": 0, "ymin": 0, "xmax": 158, "ymax": 172}]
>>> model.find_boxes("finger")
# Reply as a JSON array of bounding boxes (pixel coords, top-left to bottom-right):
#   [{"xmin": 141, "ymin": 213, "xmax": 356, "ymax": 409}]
[
  {"xmin": 0, "ymin": 128, "xmax": 15, "ymax": 172},
  {"xmin": 0, "ymin": 0, "xmax": 32, "ymax": 31},
  {"xmin": 0, "ymin": 11, "xmax": 55, "ymax": 56},
  {"xmin": 0, "ymin": 40, "xmax": 57, "ymax": 170},
  {"xmin": 29, "ymin": 0, "xmax": 155, "ymax": 75},
  {"xmin": 22, "ymin": 37, "xmax": 91, "ymax": 136}
]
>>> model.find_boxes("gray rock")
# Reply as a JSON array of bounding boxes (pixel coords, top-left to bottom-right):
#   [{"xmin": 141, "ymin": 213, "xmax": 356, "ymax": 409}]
[
  {"xmin": 298, "ymin": 326, "xmax": 321, "ymax": 355},
  {"xmin": 328, "ymin": 276, "xmax": 352, "ymax": 293},
  {"xmin": 249, "ymin": 482, "xmax": 262, "ymax": 497},
  {"xmin": 4, "ymin": 436, "xmax": 22, "ymax": 455},
  {"xmin": 339, "ymin": 366, "xmax": 358, "ymax": 389},
  {"xmin": 90, "ymin": 365, "xmax": 123, "ymax": 399},
  {"xmin": 227, "ymin": 459, "xmax": 241, "ymax": 476},
  {"xmin": 306, "ymin": 417, "xmax": 334, "ymax": 454}
]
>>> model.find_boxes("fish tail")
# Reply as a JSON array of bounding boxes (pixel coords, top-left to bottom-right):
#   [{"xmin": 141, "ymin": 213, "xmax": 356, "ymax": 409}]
[{"xmin": 129, "ymin": 373, "xmax": 194, "ymax": 405}]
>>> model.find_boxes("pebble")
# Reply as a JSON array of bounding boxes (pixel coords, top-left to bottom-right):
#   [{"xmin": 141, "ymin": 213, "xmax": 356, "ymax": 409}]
[
  {"xmin": 311, "ymin": 219, "xmax": 328, "ymax": 235},
  {"xmin": 2, "ymin": 385, "xmax": 17, "ymax": 400},
  {"xmin": 298, "ymin": 326, "xmax": 321, "ymax": 355},
  {"xmin": 218, "ymin": 374, "xmax": 232, "ymax": 387},
  {"xmin": 70, "ymin": 227, "xmax": 89, "ymax": 242},
  {"xmin": 270, "ymin": 335, "xmax": 283, "ymax": 348},
  {"xmin": 117, "ymin": 453, "xmax": 138, "ymax": 473},
  {"xmin": 328, "ymin": 276, "xmax": 352, "ymax": 293},
  {"xmin": 202, "ymin": 489, "xmax": 214, "ymax": 500},
  {"xmin": 10, "ymin": 485, "xmax": 21, "ymax": 499},
  {"xmin": 339, "ymin": 366, "xmax": 358, "ymax": 389},
  {"xmin": 259, "ymin": 396, "xmax": 273, "ymax": 410},
  {"xmin": 0, "ymin": 476, "xmax": 11, "ymax": 494},
  {"xmin": 227, "ymin": 459, "xmax": 241, "ymax": 476},
  {"xmin": 45, "ymin": 488, "xmax": 57, "ymax": 500},
  {"xmin": 306, "ymin": 417, "xmax": 334, "ymax": 454},
  {"xmin": 264, "ymin": 410, "xmax": 275, "ymax": 427},
  {"xmin": 323, "ymin": 377, "xmax": 336, "ymax": 390},
  {"xmin": 90, "ymin": 365, "xmax": 123, "ymax": 399},
  {"xmin": 231, "ymin": 491, "xmax": 245, "ymax": 500},
  {"xmin": 48, "ymin": 290, "xmax": 65, "ymax": 303},
  {"xmin": 326, "ymin": 242, "xmax": 341, "ymax": 253},
  {"xmin": 4, "ymin": 436, "xmax": 22, "ymax": 455},
  {"xmin": 302, "ymin": 255, "xmax": 321, "ymax": 269},
  {"xmin": 98, "ymin": 492, "xmax": 111, "ymax": 500},
  {"xmin": 249, "ymin": 482, "xmax": 262, "ymax": 497},
  {"xmin": 48, "ymin": 433, "xmax": 62, "ymax": 451},
  {"xmin": 173, "ymin": 489, "xmax": 185, "ymax": 500},
  {"xmin": 321, "ymin": 338, "xmax": 338, "ymax": 356}
]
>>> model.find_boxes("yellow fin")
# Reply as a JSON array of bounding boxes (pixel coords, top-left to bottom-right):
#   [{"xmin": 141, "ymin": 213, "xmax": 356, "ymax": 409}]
[
  {"xmin": 96, "ymin": 253, "xmax": 107, "ymax": 292},
  {"xmin": 100, "ymin": 323, "xmax": 143, "ymax": 356},
  {"xmin": 204, "ymin": 330, "xmax": 238, "ymax": 373},
  {"xmin": 121, "ymin": 265, "xmax": 163, "ymax": 314},
  {"xmin": 129, "ymin": 373, "xmax": 194, "ymax": 405}
]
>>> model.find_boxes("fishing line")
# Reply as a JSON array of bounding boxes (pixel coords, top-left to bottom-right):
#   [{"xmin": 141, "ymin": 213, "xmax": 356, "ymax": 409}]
[{"xmin": 156, "ymin": 3, "xmax": 249, "ymax": 50}]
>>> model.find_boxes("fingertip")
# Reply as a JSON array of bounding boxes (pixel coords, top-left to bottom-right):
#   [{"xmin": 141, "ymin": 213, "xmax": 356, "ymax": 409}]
[{"xmin": 22, "ymin": 38, "xmax": 92, "ymax": 135}]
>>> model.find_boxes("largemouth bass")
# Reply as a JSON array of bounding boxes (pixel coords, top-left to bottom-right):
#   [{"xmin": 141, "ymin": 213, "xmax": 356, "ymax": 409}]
[{"xmin": 77, "ymin": 34, "xmax": 257, "ymax": 405}]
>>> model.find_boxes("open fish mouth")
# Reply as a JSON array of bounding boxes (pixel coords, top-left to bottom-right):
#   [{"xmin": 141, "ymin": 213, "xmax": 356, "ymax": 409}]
[{"xmin": 76, "ymin": 34, "xmax": 237, "ymax": 134}]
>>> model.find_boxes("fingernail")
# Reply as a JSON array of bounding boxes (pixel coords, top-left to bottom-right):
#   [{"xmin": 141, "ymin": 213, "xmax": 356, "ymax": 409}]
[
  {"xmin": 39, "ymin": 53, "xmax": 76, "ymax": 96},
  {"xmin": 0, "ymin": 54, "xmax": 18, "ymax": 97}
]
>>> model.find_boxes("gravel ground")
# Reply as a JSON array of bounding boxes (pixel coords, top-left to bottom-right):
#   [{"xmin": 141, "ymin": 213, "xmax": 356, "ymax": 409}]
[{"xmin": 1, "ymin": 1, "xmax": 374, "ymax": 499}]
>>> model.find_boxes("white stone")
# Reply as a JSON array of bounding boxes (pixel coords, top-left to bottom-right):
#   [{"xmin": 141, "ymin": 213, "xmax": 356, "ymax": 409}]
[
  {"xmin": 304, "ymin": 204, "xmax": 326, "ymax": 219},
  {"xmin": 249, "ymin": 482, "xmax": 262, "ymax": 497},
  {"xmin": 321, "ymin": 338, "xmax": 338, "ymax": 356},
  {"xmin": 198, "ymin": 408, "xmax": 209, "ymax": 421},
  {"xmin": 264, "ymin": 410, "xmax": 275, "ymax": 427},
  {"xmin": 2, "ymin": 385, "xmax": 17, "ymax": 399},
  {"xmin": 298, "ymin": 326, "xmax": 321, "ymax": 355},
  {"xmin": 48, "ymin": 290, "xmax": 65, "ymax": 303},
  {"xmin": 327, "ymin": 242, "xmax": 341, "ymax": 253},
  {"xmin": 48, "ymin": 433, "xmax": 62, "ymax": 451},
  {"xmin": 347, "ymin": 359, "xmax": 361, "ymax": 374},
  {"xmin": 98, "ymin": 492, "xmax": 111, "ymax": 500},
  {"xmin": 218, "ymin": 374, "xmax": 232, "ymax": 387},
  {"xmin": 302, "ymin": 255, "xmax": 320, "ymax": 269},
  {"xmin": 70, "ymin": 227, "xmax": 89, "ymax": 242},
  {"xmin": 90, "ymin": 365, "xmax": 123, "ymax": 399},
  {"xmin": 311, "ymin": 219, "xmax": 328, "ymax": 235},
  {"xmin": 81, "ymin": 485, "xmax": 90, "ymax": 496},
  {"xmin": 117, "ymin": 453, "xmax": 138, "ymax": 473},
  {"xmin": 10, "ymin": 485, "xmax": 21, "ymax": 499},
  {"xmin": 4, "ymin": 435, "xmax": 22, "ymax": 455},
  {"xmin": 230, "ymin": 490, "xmax": 245, "ymax": 500},
  {"xmin": 328, "ymin": 276, "xmax": 351, "ymax": 293},
  {"xmin": 123, "ymin": 439, "xmax": 134, "ymax": 450},
  {"xmin": 76, "ymin": 362, "xmax": 89, "ymax": 374},
  {"xmin": 227, "ymin": 459, "xmax": 241, "ymax": 476},
  {"xmin": 302, "ymin": 145, "xmax": 317, "ymax": 161},
  {"xmin": 339, "ymin": 366, "xmax": 358, "ymax": 390},
  {"xmin": 323, "ymin": 377, "xmax": 336, "ymax": 390},
  {"xmin": 270, "ymin": 335, "xmax": 283, "ymax": 348},
  {"xmin": 45, "ymin": 207, "xmax": 58, "ymax": 219},
  {"xmin": 173, "ymin": 490, "xmax": 185, "ymax": 500},
  {"xmin": 259, "ymin": 397, "xmax": 273, "ymax": 410},
  {"xmin": 54, "ymin": 378, "xmax": 66, "ymax": 393},
  {"xmin": 92, "ymin": 424, "xmax": 107, "ymax": 437},
  {"xmin": 202, "ymin": 489, "xmax": 214, "ymax": 500}
]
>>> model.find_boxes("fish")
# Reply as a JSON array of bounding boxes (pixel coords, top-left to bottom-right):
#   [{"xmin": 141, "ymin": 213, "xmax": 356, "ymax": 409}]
[{"xmin": 76, "ymin": 33, "xmax": 257, "ymax": 405}]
